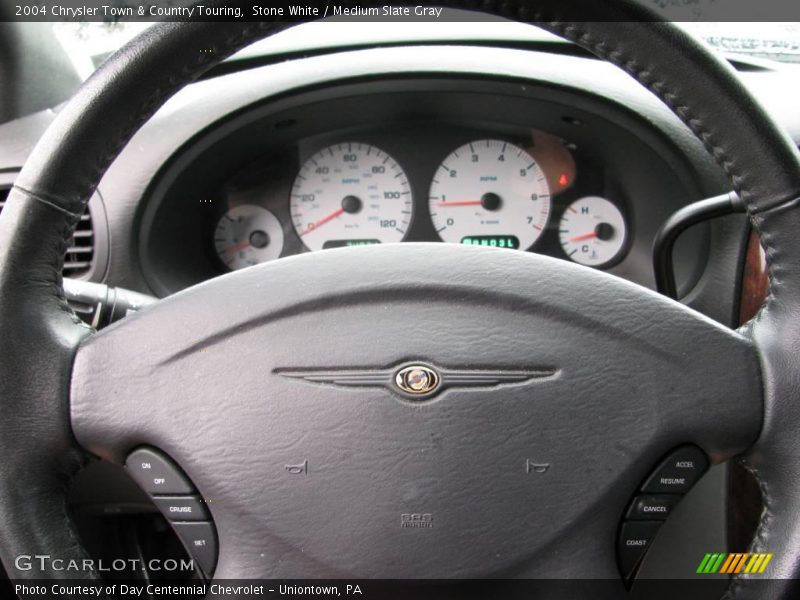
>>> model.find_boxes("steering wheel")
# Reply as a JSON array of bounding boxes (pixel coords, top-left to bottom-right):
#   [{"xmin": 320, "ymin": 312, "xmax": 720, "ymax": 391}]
[{"xmin": 2, "ymin": 1, "xmax": 800, "ymax": 596}]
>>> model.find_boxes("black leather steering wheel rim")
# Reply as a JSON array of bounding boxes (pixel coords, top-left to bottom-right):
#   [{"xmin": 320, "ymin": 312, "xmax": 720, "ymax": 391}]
[{"xmin": 2, "ymin": 1, "xmax": 800, "ymax": 597}]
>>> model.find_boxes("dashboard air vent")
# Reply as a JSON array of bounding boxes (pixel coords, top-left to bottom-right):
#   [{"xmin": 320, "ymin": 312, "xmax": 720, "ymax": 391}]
[
  {"xmin": 0, "ymin": 187, "xmax": 94, "ymax": 277},
  {"xmin": 63, "ymin": 207, "xmax": 94, "ymax": 277}
]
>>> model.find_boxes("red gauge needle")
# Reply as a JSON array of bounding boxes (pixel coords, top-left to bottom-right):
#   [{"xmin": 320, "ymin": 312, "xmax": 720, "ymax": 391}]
[
  {"xmin": 301, "ymin": 207, "xmax": 345, "ymax": 236},
  {"xmin": 569, "ymin": 232, "xmax": 598, "ymax": 242},
  {"xmin": 436, "ymin": 200, "xmax": 483, "ymax": 207},
  {"xmin": 225, "ymin": 240, "xmax": 251, "ymax": 254}
]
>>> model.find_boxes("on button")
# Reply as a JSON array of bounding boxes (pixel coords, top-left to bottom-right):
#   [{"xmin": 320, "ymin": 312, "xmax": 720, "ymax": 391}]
[{"xmin": 126, "ymin": 448, "xmax": 194, "ymax": 495}]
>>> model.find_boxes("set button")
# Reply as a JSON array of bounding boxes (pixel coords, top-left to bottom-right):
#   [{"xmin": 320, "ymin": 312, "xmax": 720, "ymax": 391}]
[{"xmin": 172, "ymin": 522, "xmax": 218, "ymax": 576}]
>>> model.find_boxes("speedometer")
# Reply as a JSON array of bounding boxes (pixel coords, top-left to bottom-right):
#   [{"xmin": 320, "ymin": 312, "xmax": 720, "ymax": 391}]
[
  {"xmin": 290, "ymin": 143, "xmax": 412, "ymax": 252},
  {"xmin": 428, "ymin": 139, "xmax": 552, "ymax": 250}
]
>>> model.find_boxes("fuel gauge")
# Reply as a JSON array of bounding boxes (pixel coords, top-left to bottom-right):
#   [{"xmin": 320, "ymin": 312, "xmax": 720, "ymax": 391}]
[
  {"xmin": 214, "ymin": 205, "xmax": 284, "ymax": 270},
  {"xmin": 559, "ymin": 196, "xmax": 627, "ymax": 267}
]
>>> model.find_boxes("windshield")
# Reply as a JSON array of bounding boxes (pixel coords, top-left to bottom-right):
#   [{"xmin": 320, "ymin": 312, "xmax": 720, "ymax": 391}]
[
  {"xmin": 53, "ymin": 21, "xmax": 800, "ymax": 80},
  {"xmin": 685, "ymin": 22, "xmax": 800, "ymax": 63}
]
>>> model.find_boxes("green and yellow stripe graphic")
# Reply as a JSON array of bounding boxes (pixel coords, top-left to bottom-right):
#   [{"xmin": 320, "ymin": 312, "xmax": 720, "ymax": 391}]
[{"xmin": 697, "ymin": 553, "xmax": 773, "ymax": 574}]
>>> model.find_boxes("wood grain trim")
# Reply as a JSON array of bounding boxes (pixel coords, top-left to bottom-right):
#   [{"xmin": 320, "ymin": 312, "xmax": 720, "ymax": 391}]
[{"xmin": 739, "ymin": 231, "xmax": 769, "ymax": 325}]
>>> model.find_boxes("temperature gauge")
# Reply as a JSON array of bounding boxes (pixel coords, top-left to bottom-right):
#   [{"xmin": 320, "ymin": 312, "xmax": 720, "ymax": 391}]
[
  {"xmin": 559, "ymin": 196, "xmax": 627, "ymax": 267},
  {"xmin": 214, "ymin": 205, "xmax": 284, "ymax": 270}
]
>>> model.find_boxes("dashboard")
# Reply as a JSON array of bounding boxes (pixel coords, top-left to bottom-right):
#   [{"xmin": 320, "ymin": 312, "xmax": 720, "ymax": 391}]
[{"xmin": 4, "ymin": 40, "xmax": 798, "ymax": 310}]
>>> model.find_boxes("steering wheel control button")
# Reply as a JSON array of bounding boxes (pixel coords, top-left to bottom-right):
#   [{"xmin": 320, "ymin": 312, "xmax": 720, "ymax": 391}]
[
  {"xmin": 125, "ymin": 448, "xmax": 194, "ymax": 495},
  {"xmin": 625, "ymin": 494, "xmax": 681, "ymax": 521},
  {"xmin": 172, "ymin": 522, "xmax": 218, "ymax": 576},
  {"xmin": 641, "ymin": 445, "xmax": 709, "ymax": 494},
  {"xmin": 153, "ymin": 495, "xmax": 210, "ymax": 521},
  {"xmin": 618, "ymin": 521, "xmax": 662, "ymax": 579}
]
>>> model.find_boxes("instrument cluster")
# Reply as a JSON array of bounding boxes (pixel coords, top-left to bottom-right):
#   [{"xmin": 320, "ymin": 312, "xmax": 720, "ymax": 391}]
[{"xmin": 212, "ymin": 129, "xmax": 630, "ymax": 272}]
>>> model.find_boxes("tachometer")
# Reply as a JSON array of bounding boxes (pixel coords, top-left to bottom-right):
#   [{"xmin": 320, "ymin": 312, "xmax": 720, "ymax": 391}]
[
  {"xmin": 290, "ymin": 143, "xmax": 412, "ymax": 251},
  {"xmin": 214, "ymin": 205, "xmax": 284, "ymax": 270},
  {"xmin": 559, "ymin": 196, "xmax": 627, "ymax": 267},
  {"xmin": 428, "ymin": 139, "xmax": 552, "ymax": 250}
]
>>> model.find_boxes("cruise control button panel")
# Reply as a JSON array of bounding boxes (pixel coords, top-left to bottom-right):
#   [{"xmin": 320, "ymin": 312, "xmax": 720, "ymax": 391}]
[
  {"xmin": 617, "ymin": 445, "xmax": 709, "ymax": 583},
  {"xmin": 125, "ymin": 447, "xmax": 217, "ymax": 578}
]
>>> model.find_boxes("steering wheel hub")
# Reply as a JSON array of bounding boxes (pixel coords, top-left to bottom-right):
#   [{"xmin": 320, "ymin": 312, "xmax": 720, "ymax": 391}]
[{"xmin": 69, "ymin": 244, "xmax": 760, "ymax": 578}]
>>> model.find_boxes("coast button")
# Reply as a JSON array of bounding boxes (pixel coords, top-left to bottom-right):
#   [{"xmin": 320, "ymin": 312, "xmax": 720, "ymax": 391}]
[{"xmin": 618, "ymin": 521, "xmax": 661, "ymax": 579}]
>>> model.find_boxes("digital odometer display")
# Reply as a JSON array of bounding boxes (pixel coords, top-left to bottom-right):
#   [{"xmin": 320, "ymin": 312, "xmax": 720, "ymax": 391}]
[
  {"xmin": 460, "ymin": 235, "xmax": 520, "ymax": 249},
  {"xmin": 322, "ymin": 239, "xmax": 381, "ymax": 249}
]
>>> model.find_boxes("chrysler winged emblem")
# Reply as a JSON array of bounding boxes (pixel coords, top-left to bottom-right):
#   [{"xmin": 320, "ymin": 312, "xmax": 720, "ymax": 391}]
[
  {"xmin": 395, "ymin": 365, "xmax": 440, "ymax": 395},
  {"xmin": 276, "ymin": 362, "xmax": 557, "ymax": 400}
]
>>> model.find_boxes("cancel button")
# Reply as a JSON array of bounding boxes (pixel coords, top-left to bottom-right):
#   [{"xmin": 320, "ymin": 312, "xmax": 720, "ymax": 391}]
[{"xmin": 626, "ymin": 494, "xmax": 681, "ymax": 521}]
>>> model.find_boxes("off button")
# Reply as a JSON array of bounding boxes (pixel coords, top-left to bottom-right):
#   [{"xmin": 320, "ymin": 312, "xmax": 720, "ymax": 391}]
[{"xmin": 126, "ymin": 448, "xmax": 194, "ymax": 495}]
